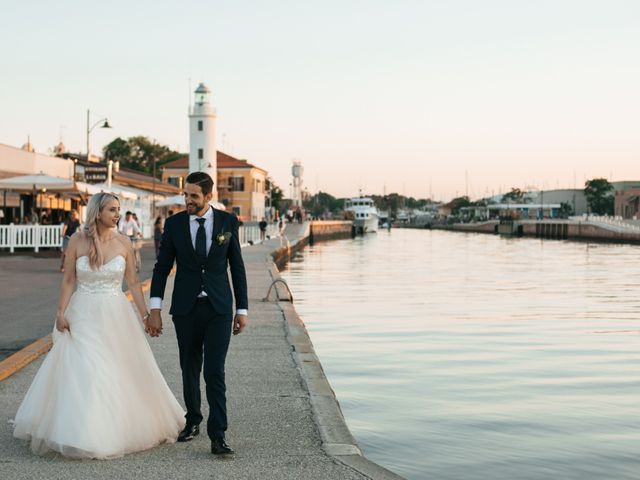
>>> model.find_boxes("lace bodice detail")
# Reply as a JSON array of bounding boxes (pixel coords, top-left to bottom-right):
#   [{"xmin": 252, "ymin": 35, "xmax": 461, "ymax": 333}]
[{"xmin": 75, "ymin": 255, "xmax": 125, "ymax": 296}]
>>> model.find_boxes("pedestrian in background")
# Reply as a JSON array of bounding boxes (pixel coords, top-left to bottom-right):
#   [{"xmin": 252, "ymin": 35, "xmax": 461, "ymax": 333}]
[
  {"xmin": 258, "ymin": 217, "xmax": 267, "ymax": 241},
  {"xmin": 154, "ymin": 216, "xmax": 163, "ymax": 258},
  {"xmin": 60, "ymin": 210, "xmax": 81, "ymax": 272},
  {"xmin": 118, "ymin": 211, "xmax": 142, "ymax": 271},
  {"xmin": 132, "ymin": 213, "xmax": 143, "ymax": 272}
]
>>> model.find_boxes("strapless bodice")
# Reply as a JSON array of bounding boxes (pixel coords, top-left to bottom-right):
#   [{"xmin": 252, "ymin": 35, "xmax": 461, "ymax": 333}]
[{"xmin": 75, "ymin": 255, "xmax": 125, "ymax": 296}]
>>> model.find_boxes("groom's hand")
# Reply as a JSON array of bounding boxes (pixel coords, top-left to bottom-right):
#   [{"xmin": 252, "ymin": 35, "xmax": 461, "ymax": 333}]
[
  {"xmin": 148, "ymin": 309, "xmax": 163, "ymax": 337},
  {"xmin": 233, "ymin": 314, "xmax": 247, "ymax": 335}
]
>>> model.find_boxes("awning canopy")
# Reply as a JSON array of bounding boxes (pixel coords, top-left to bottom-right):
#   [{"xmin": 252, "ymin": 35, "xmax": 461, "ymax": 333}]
[
  {"xmin": 0, "ymin": 172, "xmax": 74, "ymax": 191},
  {"xmin": 75, "ymin": 182, "xmax": 138, "ymax": 200}
]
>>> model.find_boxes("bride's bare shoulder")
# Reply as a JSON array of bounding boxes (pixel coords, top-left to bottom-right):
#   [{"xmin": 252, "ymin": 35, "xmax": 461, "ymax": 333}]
[{"xmin": 114, "ymin": 232, "xmax": 132, "ymax": 245}]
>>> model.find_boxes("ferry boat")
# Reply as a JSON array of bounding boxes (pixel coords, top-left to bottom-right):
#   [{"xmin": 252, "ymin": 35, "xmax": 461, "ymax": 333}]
[{"xmin": 345, "ymin": 197, "xmax": 379, "ymax": 234}]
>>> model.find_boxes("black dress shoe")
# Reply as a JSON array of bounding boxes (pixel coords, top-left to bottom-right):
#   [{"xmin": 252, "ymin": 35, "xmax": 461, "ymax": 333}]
[
  {"xmin": 211, "ymin": 437, "xmax": 234, "ymax": 455},
  {"xmin": 177, "ymin": 424, "xmax": 199, "ymax": 442}
]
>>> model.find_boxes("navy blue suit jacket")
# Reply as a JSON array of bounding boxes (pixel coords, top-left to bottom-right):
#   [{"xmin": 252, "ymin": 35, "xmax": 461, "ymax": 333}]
[{"xmin": 150, "ymin": 208, "xmax": 248, "ymax": 316}]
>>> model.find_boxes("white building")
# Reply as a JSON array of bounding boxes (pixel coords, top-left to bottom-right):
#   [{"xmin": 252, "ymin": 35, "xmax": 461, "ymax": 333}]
[
  {"xmin": 0, "ymin": 143, "xmax": 73, "ymax": 180},
  {"xmin": 188, "ymin": 83, "xmax": 217, "ymax": 199},
  {"xmin": 529, "ymin": 189, "xmax": 588, "ymax": 216}
]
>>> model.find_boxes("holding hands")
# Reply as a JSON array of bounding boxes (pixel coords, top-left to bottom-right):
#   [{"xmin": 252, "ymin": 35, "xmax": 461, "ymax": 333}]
[{"xmin": 145, "ymin": 309, "xmax": 163, "ymax": 337}]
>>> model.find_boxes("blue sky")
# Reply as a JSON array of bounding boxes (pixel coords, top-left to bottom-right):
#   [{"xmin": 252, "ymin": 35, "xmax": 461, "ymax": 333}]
[{"xmin": 2, "ymin": 0, "xmax": 639, "ymax": 200}]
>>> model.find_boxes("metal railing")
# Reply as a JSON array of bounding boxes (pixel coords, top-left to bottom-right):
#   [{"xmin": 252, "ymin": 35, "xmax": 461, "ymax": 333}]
[
  {"xmin": 570, "ymin": 215, "xmax": 640, "ymax": 233},
  {"xmin": 0, "ymin": 224, "xmax": 64, "ymax": 253},
  {"xmin": 238, "ymin": 223, "xmax": 280, "ymax": 246}
]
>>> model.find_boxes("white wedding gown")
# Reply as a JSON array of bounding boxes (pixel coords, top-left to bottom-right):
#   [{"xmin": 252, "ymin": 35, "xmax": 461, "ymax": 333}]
[{"xmin": 13, "ymin": 255, "xmax": 185, "ymax": 459}]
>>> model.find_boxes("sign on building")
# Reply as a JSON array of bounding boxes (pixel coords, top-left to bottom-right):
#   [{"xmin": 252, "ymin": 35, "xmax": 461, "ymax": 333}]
[{"xmin": 83, "ymin": 165, "xmax": 108, "ymax": 183}]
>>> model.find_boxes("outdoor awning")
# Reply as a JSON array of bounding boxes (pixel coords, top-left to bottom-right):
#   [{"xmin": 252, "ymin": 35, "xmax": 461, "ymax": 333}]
[
  {"xmin": 75, "ymin": 182, "xmax": 138, "ymax": 200},
  {"xmin": 0, "ymin": 172, "xmax": 74, "ymax": 191}
]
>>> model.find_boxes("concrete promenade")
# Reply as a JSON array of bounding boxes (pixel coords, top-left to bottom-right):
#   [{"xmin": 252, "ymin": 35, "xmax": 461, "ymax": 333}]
[{"xmin": 0, "ymin": 224, "xmax": 403, "ymax": 479}]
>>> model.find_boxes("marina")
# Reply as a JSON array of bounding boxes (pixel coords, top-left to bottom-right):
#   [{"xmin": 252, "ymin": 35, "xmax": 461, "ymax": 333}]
[{"xmin": 281, "ymin": 228, "xmax": 640, "ymax": 479}]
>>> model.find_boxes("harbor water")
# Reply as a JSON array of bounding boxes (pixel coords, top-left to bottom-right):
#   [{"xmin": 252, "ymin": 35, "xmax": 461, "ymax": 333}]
[{"xmin": 280, "ymin": 228, "xmax": 640, "ymax": 480}]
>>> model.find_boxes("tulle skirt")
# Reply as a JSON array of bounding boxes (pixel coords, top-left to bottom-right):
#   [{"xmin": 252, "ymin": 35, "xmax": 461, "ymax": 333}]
[{"xmin": 12, "ymin": 290, "xmax": 185, "ymax": 459}]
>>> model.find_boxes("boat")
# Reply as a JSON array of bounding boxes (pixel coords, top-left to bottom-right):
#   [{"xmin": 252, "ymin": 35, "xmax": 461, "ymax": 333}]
[{"xmin": 345, "ymin": 196, "xmax": 379, "ymax": 234}]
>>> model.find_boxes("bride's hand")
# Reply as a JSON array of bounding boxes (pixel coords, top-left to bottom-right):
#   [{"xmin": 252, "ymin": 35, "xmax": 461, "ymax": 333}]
[{"xmin": 56, "ymin": 314, "xmax": 70, "ymax": 332}]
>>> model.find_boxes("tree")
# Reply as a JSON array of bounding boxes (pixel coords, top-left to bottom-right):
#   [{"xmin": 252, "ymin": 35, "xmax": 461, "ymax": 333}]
[
  {"xmin": 303, "ymin": 191, "xmax": 343, "ymax": 217},
  {"xmin": 502, "ymin": 187, "xmax": 524, "ymax": 203},
  {"xmin": 265, "ymin": 177, "xmax": 284, "ymax": 211},
  {"xmin": 103, "ymin": 136, "xmax": 182, "ymax": 177},
  {"xmin": 584, "ymin": 178, "xmax": 614, "ymax": 215},
  {"xmin": 559, "ymin": 202, "xmax": 574, "ymax": 218},
  {"xmin": 450, "ymin": 196, "xmax": 472, "ymax": 215}
]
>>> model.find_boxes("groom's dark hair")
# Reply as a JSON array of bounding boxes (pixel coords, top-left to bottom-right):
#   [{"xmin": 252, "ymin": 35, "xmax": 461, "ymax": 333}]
[{"xmin": 186, "ymin": 171, "xmax": 214, "ymax": 195}]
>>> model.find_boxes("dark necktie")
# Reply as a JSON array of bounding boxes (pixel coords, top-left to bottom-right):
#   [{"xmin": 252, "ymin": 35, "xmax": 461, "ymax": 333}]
[{"xmin": 195, "ymin": 218, "xmax": 207, "ymax": 261}]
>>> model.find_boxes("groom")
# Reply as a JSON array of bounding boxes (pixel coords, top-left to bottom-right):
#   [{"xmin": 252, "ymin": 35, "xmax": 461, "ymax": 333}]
[{"xmin": 148, "ymin": 171, "xmax": 248, "ymax": 455}]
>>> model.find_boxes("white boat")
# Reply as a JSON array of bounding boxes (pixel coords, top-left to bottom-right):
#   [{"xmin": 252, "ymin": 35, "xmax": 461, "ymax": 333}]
[{"xmin": 345, "ymin": 197, "xmax": 379, "ymax": 234}]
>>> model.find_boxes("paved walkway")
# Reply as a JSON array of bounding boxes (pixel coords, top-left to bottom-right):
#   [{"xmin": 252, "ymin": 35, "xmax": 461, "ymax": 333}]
[{"xmin": 0, "ymin": 225, "xmax": 402, "ymax": 479}]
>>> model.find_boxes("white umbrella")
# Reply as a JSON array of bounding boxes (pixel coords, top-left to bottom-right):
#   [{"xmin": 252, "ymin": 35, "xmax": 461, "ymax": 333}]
[
  {"xmin": 155, "ymin": 194, "xmax": 184, "ymax": 207},
  {"xmin": 0, "ymin": 172, "xmax": 74, "ymax": 191},
  {"xmin": 75, "ymin": 181, "xmax": 138, "ymax": 200},
  {"xmin": 156, "ymin": 194, "xmax": 225, "ymax": 210}
]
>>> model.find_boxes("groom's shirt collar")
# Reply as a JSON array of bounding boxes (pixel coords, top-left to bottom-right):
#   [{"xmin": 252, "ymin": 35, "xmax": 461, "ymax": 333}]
[{"xmin": 189, "ymin": 206, "xmax": 213, "ymax": 222}]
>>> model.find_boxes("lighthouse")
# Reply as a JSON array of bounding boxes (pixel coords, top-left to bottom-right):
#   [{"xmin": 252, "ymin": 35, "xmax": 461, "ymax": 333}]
[{"xmin": 189, "ymin": 83, "xmax": 217, "ymax": 200}]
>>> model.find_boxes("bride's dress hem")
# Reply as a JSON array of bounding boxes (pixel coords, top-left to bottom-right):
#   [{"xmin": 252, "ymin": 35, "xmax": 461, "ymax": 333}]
[{"xmin": 15, "ymin": 432, "xmax": 179, "ymax": 460}]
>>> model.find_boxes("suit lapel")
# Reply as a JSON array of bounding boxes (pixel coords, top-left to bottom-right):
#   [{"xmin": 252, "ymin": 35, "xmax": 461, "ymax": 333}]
[
  {"xmin": 182, "ymin": 212, "xmax": 199, "ymax": 264},
  {"xmin": 208, "ymin": 208, "xmax": 224, "ymax": 260}
]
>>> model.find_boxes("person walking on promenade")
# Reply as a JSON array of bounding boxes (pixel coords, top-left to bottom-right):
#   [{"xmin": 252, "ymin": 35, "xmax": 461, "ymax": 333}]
[
  {"xmin": 59, "ymin": 209, "xmax": 81, "ymax": 272},
  {"xmin": 119, "ymin": 211, "xmax": 142, "ymax": 271},
  {"xmin": 148, "ymin": 171, "xmax": 248, "ymax": 456},
  {"xmin": 12, "ymin": 192, "xmax": 185, "ymax": 459},
  {"xmin": 153, "ymin": 216, "xmax": 163, "ymax": 258},
  {"xmin": 131, "ymin": 212, "xmax": 143, "ymax": 271},
  {"xmin": 259, "ymin": 217, "xmax": 267, "ymax": 241}
]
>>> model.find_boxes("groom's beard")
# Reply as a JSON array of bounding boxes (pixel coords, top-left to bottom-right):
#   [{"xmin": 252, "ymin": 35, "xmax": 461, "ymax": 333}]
[{"xmin": 187, "ymin": 201, "xmax": 207, "ymax": 215}]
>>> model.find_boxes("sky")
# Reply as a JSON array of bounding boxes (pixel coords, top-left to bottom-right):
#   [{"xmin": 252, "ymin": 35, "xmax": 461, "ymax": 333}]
[{"xmin": 2, "ymin": 0, "xmax": 639, "ymax": 201}]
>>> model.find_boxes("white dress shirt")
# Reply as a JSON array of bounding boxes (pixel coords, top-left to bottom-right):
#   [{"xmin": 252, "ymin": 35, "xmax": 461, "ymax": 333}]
[
  {"xmin": 118, "ymin": 218, "xmax": 141, "ymax": 237},
  {"xmin": 150, "ymin": 206, "xmax": 247, "ymax": 316}
]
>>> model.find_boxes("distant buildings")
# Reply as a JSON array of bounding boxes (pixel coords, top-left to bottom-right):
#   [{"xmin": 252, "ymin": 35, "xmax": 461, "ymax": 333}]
[
  {"xmin": 614, "ymin": 182, "xmax": 640, "ymax": 219},
  {"xmin": 529, "ymin": 189, "xmax": 588, "ymax": 216},
  {"xmin": 0, "ymin": 143, "xmax": 75, "ymax": 224},
  {"xmin": 161, "ymin": 152, "xmax": 267, "ymax": 221}
]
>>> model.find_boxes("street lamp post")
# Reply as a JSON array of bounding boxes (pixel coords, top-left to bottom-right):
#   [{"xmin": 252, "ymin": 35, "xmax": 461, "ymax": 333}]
[
  {"xmin": 152, "ymin": 156, "xmax": 156, "ymax": 219},
  {"xmin": 86, "ymin": 109, "xmax": 112, "ymax": 161}
]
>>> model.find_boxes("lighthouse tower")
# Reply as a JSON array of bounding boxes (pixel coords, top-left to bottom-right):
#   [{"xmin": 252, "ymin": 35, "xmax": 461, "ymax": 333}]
[{"xmin": 189, "ymin": 83, "xmax": 217, "ymax": 200}]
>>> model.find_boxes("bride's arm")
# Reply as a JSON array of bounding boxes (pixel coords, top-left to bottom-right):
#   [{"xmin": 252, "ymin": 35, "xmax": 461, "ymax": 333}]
[
  {"xmin": 121, "ymin": 236, "xmax": 149, "ymax": 321},
  {"xmin": 56, "ymin": 234, "xmax": 79, "ymax": 331}
]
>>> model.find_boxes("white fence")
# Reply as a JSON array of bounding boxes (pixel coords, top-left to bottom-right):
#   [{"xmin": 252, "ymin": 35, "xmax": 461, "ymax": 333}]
[
  {"xmin": 570, "ymin": 215, "xmax": 640, "ymax": 233},
  {"xmin": 238, "ymin": 223, "xmax": 280, "ymax": 246},
  {"xmin": 0, "ymin": 223, "xmax": 282, "ymax": 253},
  {"xmin": 0, "ymin": 224, "xmax": 64, "ymax": 253}
]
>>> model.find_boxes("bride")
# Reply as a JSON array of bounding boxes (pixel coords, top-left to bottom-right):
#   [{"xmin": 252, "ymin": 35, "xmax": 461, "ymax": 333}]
[{"xmin": 13, "ymin": 192, "xmax": 185, "ymax": 459}]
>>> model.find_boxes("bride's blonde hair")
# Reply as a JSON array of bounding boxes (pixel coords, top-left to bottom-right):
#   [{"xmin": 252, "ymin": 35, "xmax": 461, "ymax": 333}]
[{"xmin": 83, "ymin": 192, "xmax": 120, "ymax": 270}]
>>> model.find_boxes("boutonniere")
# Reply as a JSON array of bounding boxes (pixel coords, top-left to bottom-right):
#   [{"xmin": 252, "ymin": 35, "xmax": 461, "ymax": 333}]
[{"xmin": 216, "ymin": 231, "xmax": 232, "ymax": 246}]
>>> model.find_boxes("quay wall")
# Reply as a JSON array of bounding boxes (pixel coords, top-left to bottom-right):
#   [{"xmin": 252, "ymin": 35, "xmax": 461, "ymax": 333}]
[
  {"xmin": 271, "ymin": 221, "xmax": 354, "ymax": 269},
  {"xmin": 434, "ymin": 220, "xmax": 640, "ymax": 244},
  {"xmin": 310, "ymin": 220, "xmax": 353, "ymax": 243},
  {"xmin": 522, "ymin": 221, "xmax": 640, "ymax": 244}
]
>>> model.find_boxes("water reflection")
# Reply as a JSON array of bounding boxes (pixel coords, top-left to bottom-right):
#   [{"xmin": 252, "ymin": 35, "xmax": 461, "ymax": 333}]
[{"xmin": 280, "ymin": 229, "xmax": 640, "ymax": 480}]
